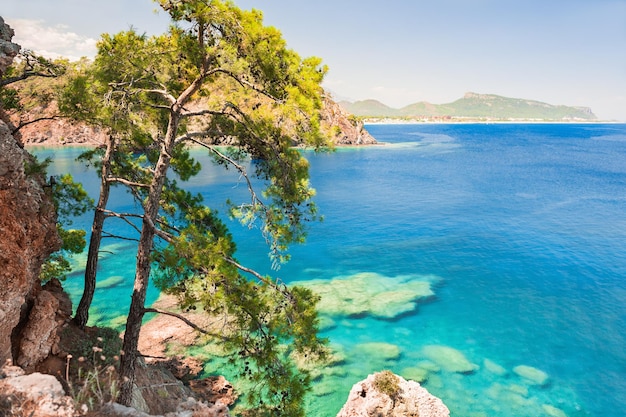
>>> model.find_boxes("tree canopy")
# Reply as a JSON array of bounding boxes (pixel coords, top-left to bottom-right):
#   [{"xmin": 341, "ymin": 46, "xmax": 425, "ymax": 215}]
[{"xmin": 60, "ymin": 0, "xmax": 332, "ymax": 414}]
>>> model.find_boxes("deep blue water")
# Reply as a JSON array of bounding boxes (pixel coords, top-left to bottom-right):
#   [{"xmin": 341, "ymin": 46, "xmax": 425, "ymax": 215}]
[{"xmin": 33, "ymin": 123, "xmax": 626, "ymax": 417}]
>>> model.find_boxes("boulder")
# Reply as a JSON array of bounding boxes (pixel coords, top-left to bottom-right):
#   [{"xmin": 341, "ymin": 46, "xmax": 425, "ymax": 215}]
[
  {"xmin": 354, "ymin": 342, "xmax": 401, "ymax": 361},
  {"xmin": 336, "ymin": 371, "xmax": 450, "ymax": 417},
  {"xmin": 0, "ymin": 371, "xmax": 75, "ymax": 417},
  {"xmin": 294, "ymin": 272, "xmax": 438, "ymax": 319},
  {"xmin": 16, "ymin": 279, "xmax": 72, "ymax": 370},
  {"xmin": 483, "ymin": 358, "xmax": 507, "ymax": 376},
  {"xmin": 513, "ymin": 365, "xmax": 549, "ymax": 386},
  {"xmin": 542, "ymin": 404, "xmax": 567, "ymax": 417},
  {"xmin": 421, "ymin": 345, "xmax": 479, "ymax": 374}
]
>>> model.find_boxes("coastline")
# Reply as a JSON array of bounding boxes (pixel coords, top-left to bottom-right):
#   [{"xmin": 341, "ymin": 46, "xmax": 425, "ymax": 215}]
[{"xmin": 363, "ymin": 118, "xmax": 623, "ymax": 125}]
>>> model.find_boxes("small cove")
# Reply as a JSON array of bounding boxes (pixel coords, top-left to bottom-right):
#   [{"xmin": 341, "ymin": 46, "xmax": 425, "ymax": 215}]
[{"xmin": 34, "ymin": 123, "xmax": 626, "ymax": 417}]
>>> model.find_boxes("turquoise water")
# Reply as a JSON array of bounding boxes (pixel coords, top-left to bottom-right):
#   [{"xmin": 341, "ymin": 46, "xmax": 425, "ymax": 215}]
[{"xmin": 34, "ymin": 123, "xmax": 626, "ymax": 417}]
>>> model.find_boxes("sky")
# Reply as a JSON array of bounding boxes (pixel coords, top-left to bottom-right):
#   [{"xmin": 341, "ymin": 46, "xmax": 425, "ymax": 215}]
[{"xmin": 3, "ymin": 0, "xmax": 626, "ymax": 120}]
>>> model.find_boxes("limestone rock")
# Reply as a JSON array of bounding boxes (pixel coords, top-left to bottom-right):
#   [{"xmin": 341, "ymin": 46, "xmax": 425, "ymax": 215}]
[
  {"xmin": 0, "ymin": 371, "xmax": 75, "ymax": 417},
  {"xmin": 513, "ymin": 364, "xmax": 549, "ymax": 386},
  {"xmin": 96, "ymin": 397, "xmax": 230, "ymax": 417},
  {"xmin": 0, "ymin": 16, "xmax": 20, "ymax": 76},
  {"xmin": 483, "ymin": 358, "xmax": 507, "ymax": 376},
  {"xmin": 321, "ymin": 95, "xmax": 378, "ymax": 146},
  {"xmin": 16, "ymin": 279, "xmax": 73, "ymax": 370},
  {"xmin": 336, "ymin": 371, "xmax": 450, "ymax": 417},
  {"xmin": 294, "ymin": 272, "xmax": 438, "ymax": 319},
  {"xmin": 542, "ymin": 404, "xmax": 568, "ymax": 417},
  {"xmin": 421, "ymin": 345, "xmax": 479, "ymax": 374},
  {"xmin": 0, "ymin": 120, "xmax": 61, "ymax": 365}
]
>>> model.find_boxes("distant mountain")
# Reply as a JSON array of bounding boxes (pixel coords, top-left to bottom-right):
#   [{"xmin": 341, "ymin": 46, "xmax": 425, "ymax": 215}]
[{"xmin": 339, "ymin": 92, "xmax": 597, "ymax": 121}]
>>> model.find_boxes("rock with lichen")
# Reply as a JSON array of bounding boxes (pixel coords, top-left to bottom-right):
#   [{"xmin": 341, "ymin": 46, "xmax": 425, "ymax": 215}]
[{"xmin": 336, "ymin": 371, "xmax": 450, "ymax": 417}]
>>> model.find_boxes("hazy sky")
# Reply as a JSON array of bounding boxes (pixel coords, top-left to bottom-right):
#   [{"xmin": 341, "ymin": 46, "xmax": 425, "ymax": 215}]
[{"xmin": 3, "ymin": 0, "xmax": 625, "ymax": 120}]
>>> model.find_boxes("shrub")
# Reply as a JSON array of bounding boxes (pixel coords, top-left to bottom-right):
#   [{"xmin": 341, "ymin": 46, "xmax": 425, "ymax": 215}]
[{"xmin": 373, "ymin": 370, "xmax": 401, "ymax": 401}]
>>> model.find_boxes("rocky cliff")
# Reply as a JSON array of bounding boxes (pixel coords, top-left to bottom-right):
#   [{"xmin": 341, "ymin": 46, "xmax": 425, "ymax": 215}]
[
  {"xmin": 10, "ymin": 87, "xmax": 376, "ymax": 147},
  {"xmin": 0, "ymin": 19, "xmax": 70, "ymax": 373},
  {"xmin": 322, "ymin": 95, "xmax": 377, "ymax": 145},
  {"xmin": 0, "ymin": 17, "xmax": 20, "ymax": 75}
]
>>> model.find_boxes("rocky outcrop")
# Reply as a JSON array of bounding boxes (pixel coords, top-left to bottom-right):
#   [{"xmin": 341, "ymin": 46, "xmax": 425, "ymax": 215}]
[
  {"xmin": 13, "ymin": 93, "xmax": 376, "ymax": 147},
  {"xmin": 321, "ymin": 95, "xmax": 378, "ymax": 145},
  {"xmin": 0, "ymin": 365, "xmax": 75, "ymax": 417},
  {"xmin": 0, "ymin": 16, "xmax": 20, "ymax": 76},
  {"xmin": 0, "ymin": 18, "xmax": 68, "ymax": 371},
  {"xmin": 336, "ymin": 371, "xmax": 450, "ymax": 417},
  {"xmin": 0, "ymin": 111, "xmax": 62, "ymax": 368},
  {"xmin": 16, "ymin": 279, "xmax": 73, "ymax": 370}
]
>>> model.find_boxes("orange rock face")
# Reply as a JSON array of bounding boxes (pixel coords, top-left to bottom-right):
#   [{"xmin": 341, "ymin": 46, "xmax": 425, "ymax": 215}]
[{"xmin": 0, "ymin": 120, "xmax": 62, "ymax": 365}]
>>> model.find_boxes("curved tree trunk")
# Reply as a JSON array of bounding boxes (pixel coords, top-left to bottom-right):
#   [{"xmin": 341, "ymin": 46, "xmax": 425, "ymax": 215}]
[{"xmin": 73, "ymin": 135, "xmax": 115, "ymax": 329}]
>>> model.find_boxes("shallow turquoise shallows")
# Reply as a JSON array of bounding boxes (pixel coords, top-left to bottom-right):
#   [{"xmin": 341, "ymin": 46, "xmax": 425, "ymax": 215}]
[{"xmin": 34, "ymin": 123, "xmax": 626, "ymax": 417}]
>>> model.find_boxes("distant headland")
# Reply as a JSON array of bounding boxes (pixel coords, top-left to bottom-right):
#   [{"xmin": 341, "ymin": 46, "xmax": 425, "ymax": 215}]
[{"xmin": 339, "ymin": 92, "xmax": 599, "ymax": 123}]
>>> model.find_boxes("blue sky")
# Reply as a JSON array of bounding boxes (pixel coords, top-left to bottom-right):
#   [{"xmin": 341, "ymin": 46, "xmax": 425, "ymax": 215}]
[{"xmin": 3, "ymin": 0, "xmax": 625, "ymax": 120}]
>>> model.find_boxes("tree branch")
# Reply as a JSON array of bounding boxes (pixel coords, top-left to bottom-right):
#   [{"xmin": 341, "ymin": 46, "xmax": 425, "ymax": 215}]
[
  {"xmin": 107, "ymin": 177, "xmax": 151, "ymax": 188},
  {"xmin": 142, "ymin": 307, "xmax": 224, "ymax": 339},
  {"xmin": 11, "ymin": 115, "xmax": 62, "ymax": 135}
]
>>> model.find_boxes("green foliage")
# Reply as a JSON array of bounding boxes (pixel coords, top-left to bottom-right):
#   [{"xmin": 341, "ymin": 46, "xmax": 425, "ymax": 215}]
[
  {"xmin": 40, "ymin": 227, "xmax": 86, "ymax": 282},
  {"xmin": 60, "ymin": 0, "xmax": 332, "ymax": 413},
  {"xmin": 40, "ymin": 174, "xmax": 92, "ymax": 282},
  {"xmin": 0, "ymin": 86, "xmax": 20, "ymax": 110},
  {"xmin": 23, "ymin": 156, "xmax": 52, "ymax": 177},
  {"xmin": 0, "ymin": 52, "xmax": 69, "ymax": 123},
  {"xmin": 373, "ymin": 370, "xmax": 402, "ymax": 401},
  {"xmin": 52, "ymin": 174, "xmax": 93, "ymax": 222},
  {"xmin": 64, "ymin": 326, "xmax": 123, "ymax": 368}
]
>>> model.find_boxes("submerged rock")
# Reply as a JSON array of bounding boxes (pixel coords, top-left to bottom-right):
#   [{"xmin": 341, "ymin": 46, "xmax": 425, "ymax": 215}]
[
  {"xmin": 421, "ymin": 345, "xmax": 479, "ymax": 374},
  {"xmin": 354, "ymin": 342, "xmax": 402, "ymax": 361},
  {"xmin": 400, "ymin": 367, "xmax": 429, "ymax": 383},
  {"xmin": 513, "ymin": 364, "xmax": 549, "ymax": 386},
  {"xmin": 336, "ymin": 371, "xmax": 450, "ymax": 417},
  {"xmin": 293, "ymin": 272, "xmax": 438, "ymax": 319},
  {"xmin": 483, "ymin": 358, "xmax": 507, "ymax": 376},
  {"xmin": 96, "ymin": 275, "xmax": 126, "ymax": 289},
  {"xmin": 542, "ymin": 404, "xmax": 568, "ymax": 417}
]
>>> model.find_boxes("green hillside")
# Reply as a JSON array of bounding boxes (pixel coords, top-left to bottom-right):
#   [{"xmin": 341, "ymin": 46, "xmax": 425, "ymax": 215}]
[
  {"xmin": 340, "ymin": 92, "xmax": 597, "ymax": 121},
  {"xmin": 337, "ymin": 99, "xmax": 397, "ymax": 117}
]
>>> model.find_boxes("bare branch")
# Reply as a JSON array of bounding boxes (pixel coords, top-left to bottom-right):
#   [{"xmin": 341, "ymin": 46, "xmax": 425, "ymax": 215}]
[
  {"xmin": 142, "ymin": 89, "xmax": 177, "ymax": 105},
  {"xmin": 142, "ymin": 307, "xmax": 224, "ymax": 339},
  {"xmin": 11, "ymin": 115, "xmax": 62, "ymax": 135},
  {"xmin": 107, "ymin": 177, "xmax": 151, "ymax": 188},
  {"xmin": 103, "ymin": 210, "xmax": 143, "ymax": 236},
  {"xmin": 223, "ymin": 257, "xmax": 284, "ymax": 291},
  {"xmin": 101, "ymin": 232, "xmax": 140, "ymax": 242}
]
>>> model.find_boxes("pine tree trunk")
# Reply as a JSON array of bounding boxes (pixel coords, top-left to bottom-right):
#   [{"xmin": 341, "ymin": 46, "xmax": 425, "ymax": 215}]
[
  {"xmin": 116, "ymin": 70, "xmax": 205, "ymax": 406},
  {"xmin": 73, "ymin": 136, "xmax": 114, "ymax": 329},
  {"xmin": 117, "ymin": 120, "xmax": 179, "ymax": 406},
  {"xmin": 116, "ymin": 219, "xmax": 156, "ymax": 405}
]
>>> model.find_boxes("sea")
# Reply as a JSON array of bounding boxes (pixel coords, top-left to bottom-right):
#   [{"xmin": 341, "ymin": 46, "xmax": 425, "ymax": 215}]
[{"xmin": 32, "ymin": 122, "xmax": 626, "ymax": 417}]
